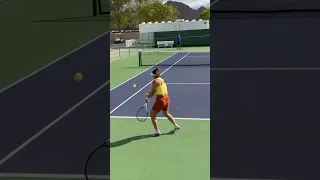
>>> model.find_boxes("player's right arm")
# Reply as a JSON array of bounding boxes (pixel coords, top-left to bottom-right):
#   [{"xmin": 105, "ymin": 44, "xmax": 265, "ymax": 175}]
[{"xmin": 146, "ymin": 80, "xmax": 157, "ymax": 103}]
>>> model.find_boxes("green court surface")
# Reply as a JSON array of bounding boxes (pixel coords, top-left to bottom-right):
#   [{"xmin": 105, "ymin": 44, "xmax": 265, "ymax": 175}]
[
  {"xmin": 0, "ymin": 0, "xmax": 108, "ymax": 89},
  {"xmin": 110, "ymin": 46, "xmax": 210, "ymax": 180},
  {"xmin": 110, "ymin": 118, "xmax": 210, "ymax": 180},
  {"xmin": 110, "ymin": 53, "xmax": 148, "ymax": 88}
]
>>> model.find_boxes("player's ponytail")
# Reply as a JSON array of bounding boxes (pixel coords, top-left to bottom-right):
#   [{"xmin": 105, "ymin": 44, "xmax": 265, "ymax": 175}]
[{"xmin": 151, "ymin": 67, "xmax": 160, "ymax": 77}]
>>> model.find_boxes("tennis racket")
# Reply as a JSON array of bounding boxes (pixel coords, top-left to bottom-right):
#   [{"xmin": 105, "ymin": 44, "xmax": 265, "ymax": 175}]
[
  {"xmin": 136, "ymin": 103, "xmax": 148, "ymax": 122},
  {"xmin": 84, "ymin": 139, "xmax": 109, "ymax": 180}
]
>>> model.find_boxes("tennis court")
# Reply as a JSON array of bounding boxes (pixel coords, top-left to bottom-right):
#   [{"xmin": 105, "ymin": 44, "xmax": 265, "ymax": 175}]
[
  {"xmin": 0, "ymin": 0, "xmax": 109, "ymax": 180},
  {"xmin": 211, "ymin": 0, "xmax": 320, "ymax": 179},
  {"xmin": 110, "ymin": 49, "xmax": 210, "ymax": 180},
  {"xmin": 0, "ymin": 0, "xmax": 108, "ymax": 89}
]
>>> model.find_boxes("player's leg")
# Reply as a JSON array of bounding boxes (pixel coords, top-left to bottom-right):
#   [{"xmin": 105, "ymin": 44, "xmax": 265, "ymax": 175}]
[
  {"xmin": 163, "ymin": 111, "xmax": 180, "ymax": 130},
  {"xmin": 150, "ymin": 110, "xmax": 160, "ymax": 136},
  {"xmin": 151, "ymin": 98, "xmax": 164, "ymax": 136},
  {"xmin": 162, "ymin": 97, "xmax": 180, "ymax": 130}
]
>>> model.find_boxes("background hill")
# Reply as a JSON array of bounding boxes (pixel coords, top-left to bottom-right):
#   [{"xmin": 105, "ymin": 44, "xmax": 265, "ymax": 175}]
[{"xmin": 165, "ymin": 1, "xmax": 207, "ymax": 20}]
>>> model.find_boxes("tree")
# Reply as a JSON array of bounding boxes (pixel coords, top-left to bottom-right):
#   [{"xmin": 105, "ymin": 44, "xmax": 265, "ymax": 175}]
[
  {"xmin": 126, "ymin": 8, "xmax": 139, "ymax": 30},
  {"xmin": 123, "ymin": 0, "xmax": 144, "ymax": 30},
  {"xmin": 110, "ymin": 0, "xmax": 131, "ymax": 31},
  {"xmin": 200, "ymin": 8, "xmax": 210, "ymax": 20},
  {"xmin": 137, "ymin": 0, "xmax": 178, "ymax": 23}
]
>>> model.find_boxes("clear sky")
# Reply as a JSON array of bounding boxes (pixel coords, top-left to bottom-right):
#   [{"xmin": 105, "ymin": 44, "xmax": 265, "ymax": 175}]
[{"xmin": 163, "ymin": 0, "xmax": 210, "ymax": 9}]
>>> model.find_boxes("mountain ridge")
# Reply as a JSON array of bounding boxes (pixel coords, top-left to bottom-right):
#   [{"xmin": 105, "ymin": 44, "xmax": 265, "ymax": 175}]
[{"xmin": 165, "ymin": 1, "xmax": 208, "ymax": 20}]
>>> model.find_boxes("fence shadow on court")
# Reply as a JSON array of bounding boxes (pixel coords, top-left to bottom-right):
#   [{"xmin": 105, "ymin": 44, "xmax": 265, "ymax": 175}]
[{"xmin": 110, "ymin": 130, "xmax": 175, "ymax": 148}]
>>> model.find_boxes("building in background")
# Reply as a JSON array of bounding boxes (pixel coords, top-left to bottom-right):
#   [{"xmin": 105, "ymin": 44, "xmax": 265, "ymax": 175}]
[{"xmin": 137, "ymin": 19, "xmax": 210, "ymax": 48}]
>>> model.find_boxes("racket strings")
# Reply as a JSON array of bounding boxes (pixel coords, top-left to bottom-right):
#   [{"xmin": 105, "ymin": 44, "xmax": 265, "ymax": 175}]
[{"xmin": 136, "ymin": 105, "xmax": 148, "ymax": 122}]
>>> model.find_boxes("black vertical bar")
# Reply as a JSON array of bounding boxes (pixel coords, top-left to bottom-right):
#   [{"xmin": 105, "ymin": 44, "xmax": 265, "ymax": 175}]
[
  {"xmin": 98, "ymin": 0, "xmax": 102, "ymax": 15},
  {"xmin": 92, "ymin": 0, "xmax": 97, "ymax": 16},
  {"xmin": 139, "ymin": 52, "xmax": 142, "ymax": 66}
]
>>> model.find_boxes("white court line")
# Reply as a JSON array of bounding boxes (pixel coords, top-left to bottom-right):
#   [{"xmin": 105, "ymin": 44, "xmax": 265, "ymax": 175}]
[
  {"xmin": 166, "ymin": 83, "xmax": 210, "ymax": 85},
  {"xmin": 0, "ymin": 80, "xmax": 110, "ymax": 166},
  {"xmin": 0, "ymin": 173, "xmax": 109, "ymax": 179},
  {"xmin": 110, "ymin": 53, "xmax": 190, "ymax": 114},
  {"xmin": 111, "ymin": 116, "xmax": 210, "ymax": 121},
  {"xmin": 110, "ymin": 52, "xmax": 178, "ymax": 91},
  {"xmin": 0, "ymin": 31, "xmax": 110, "ymax": 94},
  {"xmin": 211, "ymin": 67, "xmax": 320, "ymax": 71}
]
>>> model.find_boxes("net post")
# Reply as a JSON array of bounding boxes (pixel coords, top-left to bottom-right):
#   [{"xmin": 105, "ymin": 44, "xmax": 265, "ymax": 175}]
[
  {"xmin": 97, "ymin": 0, "xmax": 102, "ymax": 16},
  {"xmin": 92, "ymin": 0, "xmax": 98, "ymax": 16},
  {"xmin": 138, "ymin": 51, "xmax": 142, "ymax": 66}
]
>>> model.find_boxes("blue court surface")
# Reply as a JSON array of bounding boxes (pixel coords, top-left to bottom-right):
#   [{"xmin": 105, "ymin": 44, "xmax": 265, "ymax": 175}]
[
  {"xmin": 0, "ymin": 32, "xmax": 109, "ymax": 179},
  {"xmin": 110, "ymin": 52, "xmax": 210, "ymax": 120}
]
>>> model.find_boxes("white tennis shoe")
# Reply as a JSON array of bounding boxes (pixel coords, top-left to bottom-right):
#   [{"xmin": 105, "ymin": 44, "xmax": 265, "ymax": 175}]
[
  {"xmin": 151, "ymin": 130, "xmax": 161, "ymax": 137},
  {"xmin": 174, "ymin": 124, "xmax": 180, "ymax": 130}
]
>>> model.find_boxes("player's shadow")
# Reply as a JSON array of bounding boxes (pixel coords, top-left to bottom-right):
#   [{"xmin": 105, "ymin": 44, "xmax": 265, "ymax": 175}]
[{"xmin": 110, "ymin": 130, "xmax": 175, "ymax": 148}]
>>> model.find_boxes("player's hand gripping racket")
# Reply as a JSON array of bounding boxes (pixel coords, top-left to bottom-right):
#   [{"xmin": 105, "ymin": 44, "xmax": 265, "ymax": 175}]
[{"xmin": 136, "ymin": 103, "xmax": 148, "ymax": 122}]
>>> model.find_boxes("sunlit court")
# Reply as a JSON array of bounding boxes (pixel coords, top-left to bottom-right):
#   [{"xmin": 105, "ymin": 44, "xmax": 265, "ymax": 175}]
[
  {"xmin": 110, "ymin": 50, "xmax": 210, "ymax": 180},
  {"xmin": 110, "ymin": 13, "xmax": 210, "ymax": 179}
]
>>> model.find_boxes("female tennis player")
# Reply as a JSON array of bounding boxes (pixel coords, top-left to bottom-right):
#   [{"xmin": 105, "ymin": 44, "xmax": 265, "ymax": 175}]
[{"xmin": 145, "ymin": 67, "xmax": 180, "ymax": 136}]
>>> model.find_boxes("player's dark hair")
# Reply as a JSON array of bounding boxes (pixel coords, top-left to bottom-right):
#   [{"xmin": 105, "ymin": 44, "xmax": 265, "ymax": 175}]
[{"xmin": 152, "ymin": 68, "xmax": 160, "ymax": 77}]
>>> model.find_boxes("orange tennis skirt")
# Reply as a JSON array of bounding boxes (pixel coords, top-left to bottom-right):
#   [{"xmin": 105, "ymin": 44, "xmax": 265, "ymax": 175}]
[{"xmin": 152, "ymin": 95, "xmax": 170, "ymax": 112}]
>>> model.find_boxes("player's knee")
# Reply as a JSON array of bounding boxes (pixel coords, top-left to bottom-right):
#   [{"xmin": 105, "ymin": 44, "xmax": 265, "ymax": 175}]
[
  {"xmin": 151, "ymin": 110, "xmax": 158, "ymax": 120},
  {"xmin": 162, "ymin": 111, "xmax": 169, "ymax": 116}
]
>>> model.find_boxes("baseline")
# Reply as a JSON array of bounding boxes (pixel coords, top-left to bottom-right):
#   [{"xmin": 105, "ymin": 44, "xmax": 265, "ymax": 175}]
[{"xmin": 110, "ymin": 116, "xmax": 210, "ymax": 121}]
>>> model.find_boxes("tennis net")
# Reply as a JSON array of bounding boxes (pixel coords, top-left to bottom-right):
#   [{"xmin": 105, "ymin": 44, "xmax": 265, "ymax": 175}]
[
  {"xmin": 138, "ymin": 51, "xmax": 210, "ymax": 66},
  {"xmin": 211, "ymin": 0, "xmax": 320, "ymax": 12}
]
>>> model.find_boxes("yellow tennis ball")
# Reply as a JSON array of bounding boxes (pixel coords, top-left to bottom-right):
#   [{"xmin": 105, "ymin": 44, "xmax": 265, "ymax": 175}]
[
  {"xmin": 133, "ymin": 84, "xmax": 136, "ymax": 88},
  {"xmin": 74, "ymin": 73, "xmax": 83, "ymax": 82}
]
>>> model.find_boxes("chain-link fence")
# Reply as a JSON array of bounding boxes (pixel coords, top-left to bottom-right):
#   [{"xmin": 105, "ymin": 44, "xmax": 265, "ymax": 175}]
[
  {"xmin": 136, "ymin": 32, "xmax": 155, "ymax": 49},
  {"xmin": 110, "ymin": 47, "xmax": 143, "ymax": 62}
]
